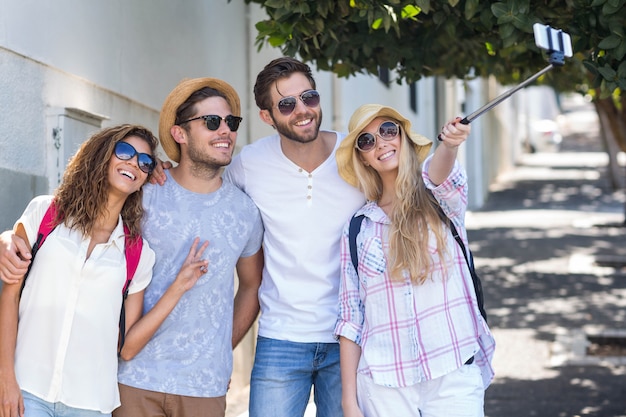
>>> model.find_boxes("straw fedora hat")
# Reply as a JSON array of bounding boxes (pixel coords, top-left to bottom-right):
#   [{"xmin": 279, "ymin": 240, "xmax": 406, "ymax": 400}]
[
  {"xmin": 336, "ymin": 104, "xmax": 433, "ymax": 187},
  {"xmin": 159, "ymin": 77, "xmax": 241, "ymax": 163}
]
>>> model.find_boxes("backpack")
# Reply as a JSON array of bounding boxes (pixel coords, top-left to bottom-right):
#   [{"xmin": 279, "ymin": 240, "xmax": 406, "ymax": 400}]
[
  {"xmin": 347, "ymin": 203, "xmax": 487, "ymax": 322},
  {"xmin": 19, "ymin": 200, "xmax": 143, "ymax": 352}
]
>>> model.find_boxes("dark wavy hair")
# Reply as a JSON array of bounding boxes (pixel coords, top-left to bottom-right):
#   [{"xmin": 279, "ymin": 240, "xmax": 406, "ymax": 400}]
[
  {"xmin": 53, "ymin": 124, "xmax": 158, "ymax": 239},
  {"xmin": 253, "ymin": 56, "xmax": 316, "ymax": 111}
]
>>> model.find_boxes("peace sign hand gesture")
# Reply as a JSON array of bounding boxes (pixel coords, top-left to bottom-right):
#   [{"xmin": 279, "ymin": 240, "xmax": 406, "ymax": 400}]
[{"xmin": 173, "ymin": 237, "xmax": 209, "ymax": 293}]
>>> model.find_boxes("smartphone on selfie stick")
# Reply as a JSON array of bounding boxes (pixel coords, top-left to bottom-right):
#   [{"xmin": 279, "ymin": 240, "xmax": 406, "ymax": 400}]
[{"xmin": 451, "ymin": 24, "xmax": 573, "ymax": 130}]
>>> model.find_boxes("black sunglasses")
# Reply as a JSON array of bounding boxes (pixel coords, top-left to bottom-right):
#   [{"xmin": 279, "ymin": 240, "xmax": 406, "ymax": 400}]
[
  {"xmin": 276, "ymin": 90, "xmax": 321, "ymax": 116},
  {"xmin": 180, "ymin": 114, "xmax": 243, "ymax": 132},
  {"xmin": 114, "ymin": 141, "xmax": 156, "ymax": 174},
  {"xmin": 355, "ymin": 121, "xmax": 400, "ymax": 152}
]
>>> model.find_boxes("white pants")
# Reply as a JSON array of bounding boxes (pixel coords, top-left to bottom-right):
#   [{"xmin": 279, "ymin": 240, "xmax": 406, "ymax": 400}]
[{"xmin": 357, "ymin": 363, "xmax": 485, "ymax": 417}]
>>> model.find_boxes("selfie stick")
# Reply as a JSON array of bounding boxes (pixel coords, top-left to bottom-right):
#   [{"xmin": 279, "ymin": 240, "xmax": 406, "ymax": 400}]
[{"xmin": 458, "ymin": 26, "xmax": 569, "ymax": 125}]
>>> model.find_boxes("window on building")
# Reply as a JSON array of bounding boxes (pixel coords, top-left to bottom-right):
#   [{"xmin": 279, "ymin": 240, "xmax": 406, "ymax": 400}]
[
  {"xmin": 378, "ymin": 67, "xmax": 390, "ymax": 87},
  {"xmin": 410, "ymin": 82, "xmax": 418, "ymax": 113},
  {"xmin": 50, "ymin": 108, "xmax": 106, "ymax": 187}
]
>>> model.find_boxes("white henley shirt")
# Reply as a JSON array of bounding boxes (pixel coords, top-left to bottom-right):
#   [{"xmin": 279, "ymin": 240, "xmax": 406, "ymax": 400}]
[{"xmin": 224, "ymin": 132, "xmax": 365, "ymax": 343}]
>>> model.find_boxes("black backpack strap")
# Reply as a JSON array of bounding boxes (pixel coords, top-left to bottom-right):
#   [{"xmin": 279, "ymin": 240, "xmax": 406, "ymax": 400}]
[
  {"xmin": 20, "ymin": 201, "xmax": 59, "ymax": 297},
  {"xmin": 348, "ymin": 201, "xmax": 487, "ymax": 321},
  {"xmin": 443, "ymin": 215, "xmax": 487, "ymax": 321},
  {"xmin": 426, "ymin": 188, "xmax": 486, "ymax": 320},
  {"xmin": 348, "ymin": 214, "xmax": 365, "ymax": 274}
]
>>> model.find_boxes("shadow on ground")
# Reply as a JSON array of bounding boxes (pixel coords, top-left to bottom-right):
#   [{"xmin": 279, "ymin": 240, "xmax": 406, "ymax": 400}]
[
  {"xmin": 468, "ymin": 123, "xmax": 626, "ymax": 416},
  {"xmin": 487, "ymin": 366, "xmax": 626, "ymax": 417}
]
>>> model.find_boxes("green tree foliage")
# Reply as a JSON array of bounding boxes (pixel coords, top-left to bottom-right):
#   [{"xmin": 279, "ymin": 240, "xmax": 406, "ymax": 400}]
[{"xmin": 246, "ymin": 0, "xmax": 624, "ymax": 96}]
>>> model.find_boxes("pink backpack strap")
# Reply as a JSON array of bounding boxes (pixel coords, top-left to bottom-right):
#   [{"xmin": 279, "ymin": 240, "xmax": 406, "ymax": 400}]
[
  {"xmin": 36, "ymin": 200, "xmax": 59, "ymax": 249},
  {"xmin": 119, "ymin": 226, "xmax": 143, "ymax": 353},
  {"xmin": 121, "ymin": 226, "xmax": 142, "ymax": 297},
  {"xmin": 20, "ymin": 200, "xmax": 60, "ymax": 296}
]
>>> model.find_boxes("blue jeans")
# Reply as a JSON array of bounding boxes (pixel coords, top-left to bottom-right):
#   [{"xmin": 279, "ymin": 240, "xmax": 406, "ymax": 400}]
[
  {"xmin": 249, "ymin": 336, "xmax": 343, "ymax": 417},
  {"xmin": 22, "ymin": 391, "xmax": 111, "ymax": 417}
]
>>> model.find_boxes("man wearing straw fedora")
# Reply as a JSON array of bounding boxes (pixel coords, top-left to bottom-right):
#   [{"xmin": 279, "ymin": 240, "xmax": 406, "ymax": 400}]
[
  {"xmin": 113, "ymin": 78, "xmax": 264, "ymax": 417},
  {"xmin": 223, "ymin": 57, "xmax": 365, "ymax": 417},
  {"xmin": 0, "ymin": 78, "xmax": 264, "ymax": 416}
]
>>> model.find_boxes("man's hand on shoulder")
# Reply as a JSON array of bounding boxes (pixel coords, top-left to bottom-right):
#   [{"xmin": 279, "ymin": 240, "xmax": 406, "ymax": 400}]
[
  {"xmin": 149, "ymin": 158, "xmax": 173, "ymax": 186},
  {"xmin": 0, "ymin": 230, "xmax": 30, "ymax": 285}
]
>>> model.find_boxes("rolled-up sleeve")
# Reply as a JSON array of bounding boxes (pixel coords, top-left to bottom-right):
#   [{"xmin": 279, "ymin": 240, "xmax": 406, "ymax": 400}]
[
  {"xmin": 127, "ymin": 240, "xmax": 155, "ymax": 294},
  {"xmin": 334, "ymin": 222, "xmax": 364, "ymax": 345},
  {"xmin": 422, "ymin": 155, "xmax": 468, "ymax": 223}
]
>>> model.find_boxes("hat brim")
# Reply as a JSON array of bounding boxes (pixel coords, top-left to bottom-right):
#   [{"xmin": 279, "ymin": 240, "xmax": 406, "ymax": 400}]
[
  {"xmin": 336, "ymin": 104, "xmax": 432, "ymax": 187},
  {"xmin": 159, "ymin": 78, "xmax": 241, "ymax": 163}
]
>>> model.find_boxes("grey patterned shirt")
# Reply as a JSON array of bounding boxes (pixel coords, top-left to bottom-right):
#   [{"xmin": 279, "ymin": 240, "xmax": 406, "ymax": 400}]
[{"xmin": 117, "ymin": 171, "xmax": 263, "ymax": 397}]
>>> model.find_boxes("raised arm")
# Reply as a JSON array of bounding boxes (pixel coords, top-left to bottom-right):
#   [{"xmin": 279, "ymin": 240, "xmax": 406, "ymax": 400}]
[
  {"xmin": 231, "ymin": 247, "xmax": 263, "ymax": 348},
  {"xmin": 428, "ymin": 117, "xmax": 471, "ymax": 186}
]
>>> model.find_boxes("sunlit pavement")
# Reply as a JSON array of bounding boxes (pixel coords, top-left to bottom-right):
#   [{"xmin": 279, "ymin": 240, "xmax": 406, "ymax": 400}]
[
  {"xmin": 471, "ymin": 105, "xmax": 626, "ymax": 417},
  {"xmin": 471, "ymin": 148, "xmax": 626, "ymax": 416}
]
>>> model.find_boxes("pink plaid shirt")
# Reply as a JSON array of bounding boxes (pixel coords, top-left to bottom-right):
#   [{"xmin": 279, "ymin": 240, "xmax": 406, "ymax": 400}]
[{"xmin": 334, "ymin": 157, "xmax": 495, "ymax": 388}]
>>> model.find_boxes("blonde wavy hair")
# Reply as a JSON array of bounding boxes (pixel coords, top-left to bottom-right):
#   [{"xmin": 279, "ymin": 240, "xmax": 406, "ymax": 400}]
[
  {"xmin": 53, "ymin": 124, "xmax": 158, "ymax": 239},
  {"xmin": 352, "ymin": 127, "xmax": 448, "ymax": 284}
]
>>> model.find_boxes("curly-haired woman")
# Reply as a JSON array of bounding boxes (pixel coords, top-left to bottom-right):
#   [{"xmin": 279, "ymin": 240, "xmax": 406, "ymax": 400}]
[{"xmin": 0, "ymin": 125, "xmax": 207, "ymax": 417}]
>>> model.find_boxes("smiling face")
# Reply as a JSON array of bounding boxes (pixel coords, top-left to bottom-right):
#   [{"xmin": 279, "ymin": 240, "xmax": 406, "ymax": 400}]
[
  {"xmin": 107, "ymin": 135, "xmax": 152, "ymax": 197},
  {"xmin": 357, "ymin": 117, "xmax": 403, "ymax": 179},
  {"xmin": 179, "ymin": 96, "xmax": 238, "ymax": 170},
  {"xmin": 262, "ymin": 72, "xmax": 322, "ymax": 144}
]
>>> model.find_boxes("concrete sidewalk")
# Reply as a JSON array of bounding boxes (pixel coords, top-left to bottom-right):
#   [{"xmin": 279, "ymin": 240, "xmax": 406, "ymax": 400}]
[{"xmin": 472, "ymin": 134, "xmax": 626, "ymax": 414}]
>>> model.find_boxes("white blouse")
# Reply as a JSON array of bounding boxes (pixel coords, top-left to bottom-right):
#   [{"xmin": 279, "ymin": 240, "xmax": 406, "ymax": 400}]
[{"xmin": 14, "ymin": 195, "xmax": 154, "ymax": 413}]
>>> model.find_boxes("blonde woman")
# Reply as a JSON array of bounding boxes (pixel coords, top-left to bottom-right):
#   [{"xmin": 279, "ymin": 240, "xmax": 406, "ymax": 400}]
[{"xmin": 334, "ymin": 105, "xmax": 495, "ymax": 417}]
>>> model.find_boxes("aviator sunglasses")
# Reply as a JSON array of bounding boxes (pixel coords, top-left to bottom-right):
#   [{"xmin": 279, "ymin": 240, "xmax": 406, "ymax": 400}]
[
  {"xmin": 114, "ymin": 141, "xmax": 156, "ymax": 174},
  {"xmin": 276, "ymin": 89, "xmax": 320, "ymax": 116},
  {"xmin": 355, "ymin": 121, "xmax": 401, "ymax": 152},
  {"xmin": 180, "ymin": 114, "xmax": 243, "ymax": 132}
]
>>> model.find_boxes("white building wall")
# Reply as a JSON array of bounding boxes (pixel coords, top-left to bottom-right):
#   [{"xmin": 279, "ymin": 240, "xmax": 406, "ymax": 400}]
[
  {"xmin": 0, "ymin": 0, "xmax": 250, "ymax": 111},
  {"xmin": 0, "ymin": 0, "xmax": 252, "ymax": 231},
  {"xmin": 333, "ymin": 74, "xmax": 438, "ymax": 140}
]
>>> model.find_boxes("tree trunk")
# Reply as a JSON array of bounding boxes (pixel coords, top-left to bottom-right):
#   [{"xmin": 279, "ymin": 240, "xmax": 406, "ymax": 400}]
[
  {"xmin": 593, "ymin": 100, "xmax": 624, "ymax": 191},
  {"xmin": 593, "ymin": 96, "xmax": 626, "ymax": 225},
  {"xmin": 621, "ymin": 96, "xmax": 626, "ymax": 226}
]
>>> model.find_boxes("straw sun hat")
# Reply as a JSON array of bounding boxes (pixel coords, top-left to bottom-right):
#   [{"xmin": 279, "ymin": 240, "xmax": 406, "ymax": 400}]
[
  {"xmin": 159, "ymin": 77, "xmax": 241, "ymax": 163},
  {"xmin": 336, "ymin": 104, "xmax": 433, "ymax": 187}
]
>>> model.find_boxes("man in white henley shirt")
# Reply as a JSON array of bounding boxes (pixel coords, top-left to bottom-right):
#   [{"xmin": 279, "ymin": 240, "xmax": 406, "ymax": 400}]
[{"xmin": 223, "ymin": 57, "xmax": 364, "ymax": 417}]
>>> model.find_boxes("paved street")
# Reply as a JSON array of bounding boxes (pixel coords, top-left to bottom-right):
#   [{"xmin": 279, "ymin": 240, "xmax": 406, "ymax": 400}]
[{"xmin": 475, "ymin": 102, "xmax": 626, "ymax": 417}]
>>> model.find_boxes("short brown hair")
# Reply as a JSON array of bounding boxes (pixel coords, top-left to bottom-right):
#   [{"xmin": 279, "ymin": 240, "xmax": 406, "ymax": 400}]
[{"xmin": 254, "ymin": 57, "xmax": 316, "ymax": 111}]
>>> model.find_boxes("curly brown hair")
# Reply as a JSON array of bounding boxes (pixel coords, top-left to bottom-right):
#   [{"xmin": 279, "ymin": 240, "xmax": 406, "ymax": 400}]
[{"xmin": 54, "ymin": 124, "xmax": 158, "ymax": 239}]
